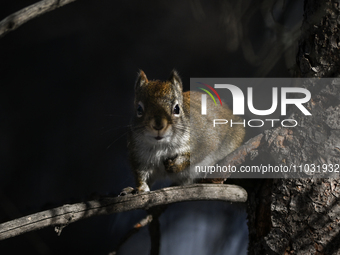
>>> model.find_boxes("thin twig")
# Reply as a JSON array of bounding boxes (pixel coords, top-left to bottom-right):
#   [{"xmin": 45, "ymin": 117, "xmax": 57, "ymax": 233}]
[
  {"xmin": 148, "ymin": 207, "xmax": 164, "ymax": 255},
  {"xmin": 0, "ymin": 0, "xmax": 78, "ymax": 38},
  {"xmin": 110, "ymin": 214, "xmax": 154, "ymax": 255},
  {"xmin": 0, "ymin": 184, "xmax": 247, "ymax": 241}
]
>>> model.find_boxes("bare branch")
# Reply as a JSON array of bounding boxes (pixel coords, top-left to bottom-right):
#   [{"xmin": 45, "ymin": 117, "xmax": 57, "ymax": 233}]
[
  {"xmin": 219, "ymin": 133, "xmax": 264, "ymax": 167},
  {"xmin": 0, "ymin": 0, "xmax": 78, "ymax": 38},
  {"xmin": 0, "ymin": 184, "xmax": 247, "ymax": 241}
]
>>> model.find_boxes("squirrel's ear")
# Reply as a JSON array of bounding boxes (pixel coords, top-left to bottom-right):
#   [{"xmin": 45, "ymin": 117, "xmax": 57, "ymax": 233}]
[
  {"xmin": 135, "ymin": 70, "xmax": 148, "ymax": 90},
  {"xmin": 168, "ymin": 69, "xmax": 183, "ymax": 91}
]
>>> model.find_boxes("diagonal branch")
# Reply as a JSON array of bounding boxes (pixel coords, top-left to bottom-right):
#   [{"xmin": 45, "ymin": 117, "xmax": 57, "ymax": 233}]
[
  {"xmin": 0, "ymin": 184, "xmax": 247, "ymax": 241},
  {"xmin": 0, "ymin": 0, "xmax": 78, "ymax": 38},
  {"xmin": 219, "ymin": 133, "xmax": 264, "ymax": 167}
]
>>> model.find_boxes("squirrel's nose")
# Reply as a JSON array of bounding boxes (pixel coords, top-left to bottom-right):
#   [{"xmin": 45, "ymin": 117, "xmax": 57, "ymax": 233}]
[
  {"xmin": 153, "ymin": 124, "xmax": 164, "ymax": 131},
  {"xmin": 151, "ymin": 116, "xmax": 166, "ymax": 131}
]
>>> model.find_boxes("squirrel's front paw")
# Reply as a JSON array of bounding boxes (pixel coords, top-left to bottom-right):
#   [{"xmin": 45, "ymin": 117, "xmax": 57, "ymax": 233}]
[
  {"xmin": 136, "ymin": 182, "xmax": 150, "ymax": 193},
  {"xmin": 164, "ymin": 155, "xmax": 180, "ymax": 173},
  {"xmin": 119, "ymin": 186, "xmax": 136, "ymax": 196}
]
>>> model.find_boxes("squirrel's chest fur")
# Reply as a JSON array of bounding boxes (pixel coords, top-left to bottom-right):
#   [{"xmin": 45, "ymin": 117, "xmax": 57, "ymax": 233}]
[{"xmin": 131, "ymin": 132, "xmax": 190, "ymax": 172}]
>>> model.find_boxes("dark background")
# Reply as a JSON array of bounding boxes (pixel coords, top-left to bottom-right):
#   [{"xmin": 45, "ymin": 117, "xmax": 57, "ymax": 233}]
[{"xmin": 0, "ymin": 0, "xmax": 303, "ymax": 254}]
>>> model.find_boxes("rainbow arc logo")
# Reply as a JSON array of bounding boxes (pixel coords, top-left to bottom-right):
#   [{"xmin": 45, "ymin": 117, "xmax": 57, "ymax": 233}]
[{"xmin": 197, "ymin": 82, "xmax": 222, "ymax": 106}]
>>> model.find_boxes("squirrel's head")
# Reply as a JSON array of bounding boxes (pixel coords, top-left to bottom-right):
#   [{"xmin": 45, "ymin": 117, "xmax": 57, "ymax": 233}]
[{"xmin": 132, "ymin": 70, "xmax": 187, "ymax": 144}]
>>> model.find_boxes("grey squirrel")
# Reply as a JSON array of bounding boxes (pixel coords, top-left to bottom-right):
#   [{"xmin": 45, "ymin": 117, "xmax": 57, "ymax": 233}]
[{"xmin": 127, "ymin": 70, "xmax": 245, "ymax": 192}]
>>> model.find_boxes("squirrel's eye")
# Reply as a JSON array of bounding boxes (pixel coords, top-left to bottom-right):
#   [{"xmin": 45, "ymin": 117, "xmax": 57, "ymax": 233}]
[
  {"xmin": 137, "ymin": 102, "xmax": 144, "ymax": 117},
  {"xmin": 173, "ymin": 104, "xmax": 180, "ymax": 115}
]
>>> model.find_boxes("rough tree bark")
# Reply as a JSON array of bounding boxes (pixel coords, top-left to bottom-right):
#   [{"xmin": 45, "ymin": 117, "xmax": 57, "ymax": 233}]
[{"xmin": 247, "ymin": 0, "xmax": 340, "ymax": 254}]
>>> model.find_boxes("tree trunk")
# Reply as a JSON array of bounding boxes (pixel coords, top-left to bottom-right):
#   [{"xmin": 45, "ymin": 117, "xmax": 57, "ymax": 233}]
[{"xmin": 248, "ymin": 0, "xmax": 340, "ymax": 254}]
